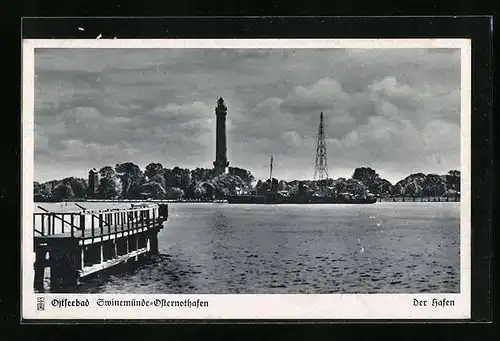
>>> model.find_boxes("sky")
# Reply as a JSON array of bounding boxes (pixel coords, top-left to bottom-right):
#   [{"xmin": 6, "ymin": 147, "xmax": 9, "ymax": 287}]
[{"xmin": 33, "ymin": 47, "xmax": 461, "ymax": 184}]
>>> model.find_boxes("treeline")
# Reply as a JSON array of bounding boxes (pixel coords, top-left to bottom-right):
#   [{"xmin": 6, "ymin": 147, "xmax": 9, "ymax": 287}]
[
  {"xmin": 255, "ymin": 167, "xmax": 460, "ymax": 199},
  {"xmin": 34, "ymin": 163, "xmax": 460, "ymax": 202},
  {"xmin": 34, "ymin": 162, "xmax": 255, "ymax": 202}
]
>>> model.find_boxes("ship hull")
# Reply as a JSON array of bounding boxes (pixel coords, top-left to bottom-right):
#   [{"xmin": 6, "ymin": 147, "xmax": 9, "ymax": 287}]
[{"xmin": 226, "ymin": 195, "xmax": 376, "ymax": 205}]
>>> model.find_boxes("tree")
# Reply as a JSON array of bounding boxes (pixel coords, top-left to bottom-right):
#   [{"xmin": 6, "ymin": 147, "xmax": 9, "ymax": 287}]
[
  {"xmin": 190, "ymin": 167, "xmax": 214, "ymax": 183},
  {"xmin": 163, "ymin": 168, "xmax": 176, "ymax": 188},
  {"xmin": 99, "ymin": 166, "xmax": 115, "ymax": 179},
  {"xmin": 194, "ymin": 186, "xmax": 205, "ymax": 199},
  {"xmin": 149, "ymin": 173, "xmax": 166, "ymax": 188},
  {"xmin": 446, "ymin": 170, "xmax": 460, "ymax": 192},
  {"xmin": 278, "ymin": 180, "xmax": 289, "ymax": 191},
  {"xmin": 404, "ymin": 182, "xmax": 418, "ymax": 197},
  {"xmin": 62, "ymin": 177, "xmax": 88, "ymax": 199},
  {"xmin": 184, "ymin": 183, "xmax": 196, "ymax": 199},
  {"xmin": 178, "ymin": 168, "xmax": 191, "ymax": 189},
  {"xmin": 287, "ymin": 182, "xmax": 299, "ymax": 195},
  {"xmin": 141, "ymin": 181, "xmax": 166, "ymax": 199},
  {"xmin": 298, "ymin": 182, "xmax": 309, "ymax": 196},
  {"xmin": 145, "ymin": 163, "xmax": 163, "ymax": 180},
  {"xmin": 165, "ymin": 187, "xmax": 184, "ymax": 199},
  {"xmin": 163, "ymin": 167, "xmax": 190, "ymax": 190},
  {"xmin": 405, "ymin": 173, "xmax": 427, "ymax": 187},
  {"xmin": 394, "ymin": 173, "xmax": 426, "ymax": 197},
  {"xmin": 422, "ymin": 174, "xmax": 446, "ymax": 197},
  {"xmin": 392, "ymin": 183, "xmax": 404, "ymax": 197},
  {"xmin": 376, "ymin": 179, "xmax": 393, "ymax": 197},
  {"xmin": 210, "ymin": 173, "xmax": 247, "ymax": 197},
  {"xmin": 115, "ymin": 162, "xmax": 145, "ymax": 198},
  {"xmin": 34, "ymin": 181, "xmax": 52, "ymax": 201},
  {"xmin": 34, "ymin": 181, "xmax": 42, "ymax": 200},
  {"xmin": 198, "ymin": 182, "xmax": 215, "ymax": 199},
  {"xmin": 332, "ymin": 177, "xmax": 347, "ymax": 194},
  {"xmin": 352, "ymin": 167, "xmax": 380, "ymax": 193},
  {"xmin": 344, "ymin": 178, "xmax": 368, "ymax": 196},
  {"xmin": 228, "ymin": 167, "xmax": 255, "ymax": 186},
  {"xmin": 97, "ymin": 166, "xmax": 122, "ymax": 199},
  {"xmin": 97, "ymin": 177, "xmax": 122, "ymax": 199},
  {"xmin": 41, "ymin": 181, "xmax": 58, "ymax": 198},
  {"xmin": 128, "ymin": 183, "xmax": 145, "ymax": 199},
  {"xmin": 52, "ymin": 183, "xmax": 74, "ymax": 201}
]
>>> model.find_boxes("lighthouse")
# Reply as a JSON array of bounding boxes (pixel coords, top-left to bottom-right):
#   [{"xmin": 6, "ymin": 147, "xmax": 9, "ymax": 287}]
[{"xmin": 213, "ymin": 97, "xmax": 229, "ymax": 176}]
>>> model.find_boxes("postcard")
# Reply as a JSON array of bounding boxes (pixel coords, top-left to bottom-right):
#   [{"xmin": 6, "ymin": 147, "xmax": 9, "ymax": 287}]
[{"xmin": 22, "ymin": 38, "xmax": 471, "ymax": 320}]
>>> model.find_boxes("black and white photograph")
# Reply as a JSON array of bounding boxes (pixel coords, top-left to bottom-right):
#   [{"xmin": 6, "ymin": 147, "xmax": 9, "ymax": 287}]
[{"xmin": 22, "ymin": 39, "xmax": 471, "ymax": 319}]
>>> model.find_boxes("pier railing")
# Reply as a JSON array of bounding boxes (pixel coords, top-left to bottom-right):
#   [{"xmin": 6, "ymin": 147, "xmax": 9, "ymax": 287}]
[
  {"xmin": 33, "ymin": 212, "xmax": 83, "ymax": 237},
  {"xmin": 33, "ymin": 204, "xmax": 167, "ymax": 239}
]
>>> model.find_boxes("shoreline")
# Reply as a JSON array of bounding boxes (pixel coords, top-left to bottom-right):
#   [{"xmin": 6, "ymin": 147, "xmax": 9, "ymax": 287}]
[{"xmin": 34, "ymin": 196, "xmax": 460, "ymax": 204}]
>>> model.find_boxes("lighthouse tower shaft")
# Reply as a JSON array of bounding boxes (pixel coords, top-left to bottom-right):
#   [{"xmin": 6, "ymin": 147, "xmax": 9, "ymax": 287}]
[
  {"xmin": 213, "ymin": 97, "xmax": 230, "ymax": 176},
  {"xmin": 314, "ymin": 112, "xmax": 329, "ymax": 181}
]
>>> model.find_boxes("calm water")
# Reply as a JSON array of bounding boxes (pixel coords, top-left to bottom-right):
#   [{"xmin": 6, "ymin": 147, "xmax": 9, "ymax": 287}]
[{"xmin": 37, "ymin": 202, "xmax": 460, "ymax": 294}]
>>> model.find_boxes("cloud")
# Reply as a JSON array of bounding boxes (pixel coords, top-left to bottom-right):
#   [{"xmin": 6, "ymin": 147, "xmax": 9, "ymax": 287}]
[
  {"xmin": 282, "ymin": 131, "xmax": 303, "ymax": 147},
  {"xmin": 369, "ymin": 76, "xmax": 413, "ymax": 97},
  {"xmin": 281, "ymin": 77, "xmax": 348, "ymax": 112},
  {"xmin": 33, "ymin": 48, "xmax": 461, "ymax": 183}
]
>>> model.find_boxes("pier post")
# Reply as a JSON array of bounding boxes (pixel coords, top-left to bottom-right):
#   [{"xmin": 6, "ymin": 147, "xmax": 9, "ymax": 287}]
[
  {"xmin": 102, "ymin": 241, "xmax": 113, "ymax": 261},
  {"xmin": 116, "ymin": 238, "xmax": 123, "ymax": 256},
  {"xmin": 84, "ymin": 245, "xmax": 99, "ymax": 266},
  {"xmin": 149, "ymin": 230, "xmax": 159, "ymax": 255},
  {"xmin": 99, "ymin": 243, "xmax": 104, "ymax": 264},
  {"xmin": 34, "ymin": 247, "xmax": 47, "ymax": 291},
  {"xmin": 49, "ymin": 242, "xmax": 81, "ymax": 290},
  {"xmin": 134, "ymin": 235, "xmax": 139, "ymax": 261},
  {"xmin": 80, "ymin": 247, "xmax": 84, "ymax": 270}
]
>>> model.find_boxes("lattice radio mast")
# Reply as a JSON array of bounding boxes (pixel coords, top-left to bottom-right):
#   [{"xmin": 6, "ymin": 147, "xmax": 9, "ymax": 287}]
[
  {"xmin": 269, "ymin": 155, "xmax": 273, "ymax": 182},
  {"xmin": 314, "ymin": 112, "xmax": 329, "ymax": 181}
]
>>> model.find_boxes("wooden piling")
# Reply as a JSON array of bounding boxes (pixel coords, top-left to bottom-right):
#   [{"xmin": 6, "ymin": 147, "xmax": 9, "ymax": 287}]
[
  {"xmin": 34, "ymin": 247, "xmax": 47, "ymax": 291},
  {"xmin": 49, "ymin": 241, "xmax": 81, "ymax": 289},
  {"xmin": 149, "ymin": 231, "xmax": 159, "ymax": 255}
]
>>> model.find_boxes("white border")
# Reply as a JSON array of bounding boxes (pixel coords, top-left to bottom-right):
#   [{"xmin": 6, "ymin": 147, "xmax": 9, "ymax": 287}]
[{"xmin": 21, "ymin": 39, "xmax": 471, "ymax": 320}]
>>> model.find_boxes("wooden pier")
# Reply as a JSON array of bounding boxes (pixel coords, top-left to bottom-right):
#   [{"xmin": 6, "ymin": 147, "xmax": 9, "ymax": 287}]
[{"xmin": 33, "ymin": 203, "xmax": 169, "ymax": 291}]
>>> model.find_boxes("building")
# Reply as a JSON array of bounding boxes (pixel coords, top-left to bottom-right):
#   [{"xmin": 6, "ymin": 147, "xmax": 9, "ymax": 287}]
[
  {"xmin": 213, "ymin": 97, "xmax": 230, "ymax": 176},
  {"xmin": 88, "ymin": 168, "xmax": 99, "ymax": 198}
]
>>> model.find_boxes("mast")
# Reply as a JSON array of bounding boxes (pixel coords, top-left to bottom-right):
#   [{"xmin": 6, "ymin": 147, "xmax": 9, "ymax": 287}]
[
  {"xmin": 269, "ymin": 156, "xmax": 273, "ymax": 182},
  {"xmin": 314, "ymin": 112, "xmax": 329, "ymax": 182}
]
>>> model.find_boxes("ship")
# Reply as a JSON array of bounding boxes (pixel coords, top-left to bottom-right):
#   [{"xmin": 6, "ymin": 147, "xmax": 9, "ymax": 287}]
[{"xmin": 226, "ymin": 156, "xmax": 377, "ymax": 205}]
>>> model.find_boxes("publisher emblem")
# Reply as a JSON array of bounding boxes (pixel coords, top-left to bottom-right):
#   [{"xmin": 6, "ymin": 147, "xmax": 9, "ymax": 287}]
[{"xmin": 37, "ymin": 297, "xmax": 45, "ymax": 311}]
